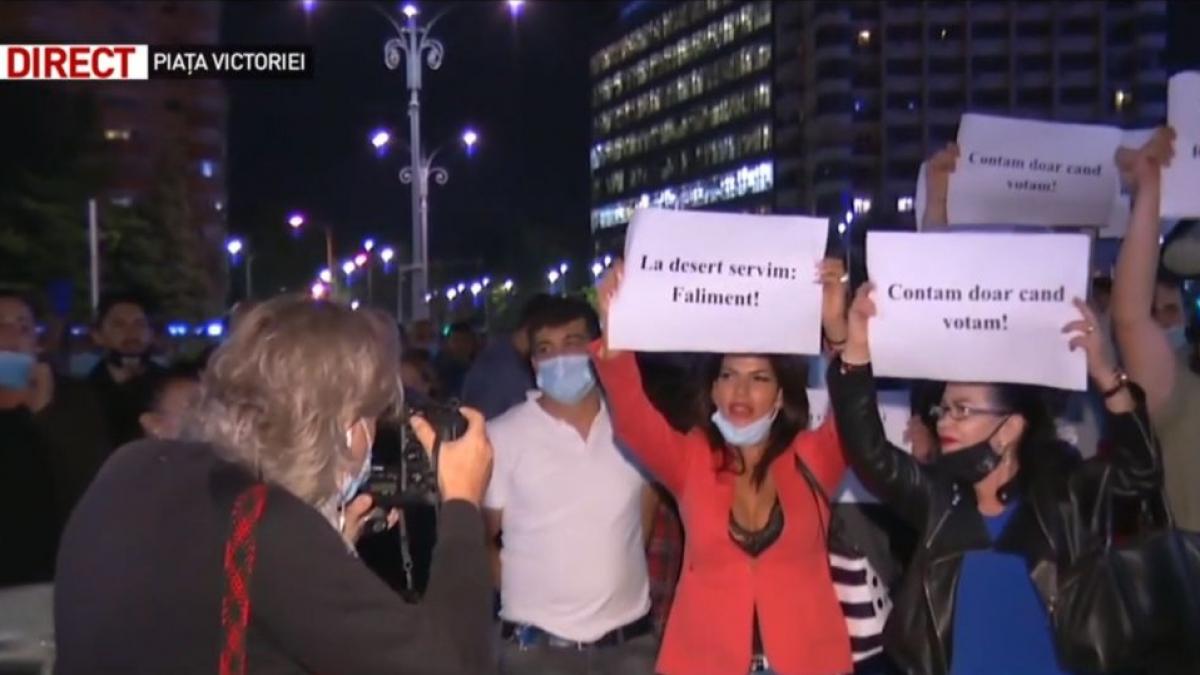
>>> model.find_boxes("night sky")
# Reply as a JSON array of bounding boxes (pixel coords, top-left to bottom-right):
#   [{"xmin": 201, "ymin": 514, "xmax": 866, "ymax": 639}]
[
  {"xmin": 221, "ymin": 0, "xmax": 623, "ymax": 297},
  {"xmin": 223, "ymin": 0, "xmax": 1200, "ymax": 299}
]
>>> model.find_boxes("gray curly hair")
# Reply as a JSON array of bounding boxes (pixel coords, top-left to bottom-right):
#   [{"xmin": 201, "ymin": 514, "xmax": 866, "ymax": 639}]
[{"xmin": 185, "ymin": 295, "xmax": 403, "ymax": 508}]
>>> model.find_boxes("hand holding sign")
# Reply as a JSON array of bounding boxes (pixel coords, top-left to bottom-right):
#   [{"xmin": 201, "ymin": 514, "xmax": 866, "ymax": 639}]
[
  {"xmin": 1062, "ymin": 298, "xmax": 1123, "ymax": 391},
  {"xmin": 817, "ymin": 258, "xmax": 850, "ymax": 346},
  {"xmin": 596, "ymin": 259, "xmax": 626, "ymax": 358},
  {"xmin": 923, "ymin": 143, "xmax": 960, "ymax": 229},
  {"xmin": 842, "ymin": 282, "xmax": 876, "ymax": 367},
  {"xmin": 1116, "ymin": 127, "xmax": 1176, "ymax": 192}
]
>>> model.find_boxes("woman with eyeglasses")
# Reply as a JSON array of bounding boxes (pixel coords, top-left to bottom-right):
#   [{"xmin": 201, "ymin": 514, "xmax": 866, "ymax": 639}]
[{"xmin": 826, "ymin": 283, "xmax": 1160, "ymax": 675}]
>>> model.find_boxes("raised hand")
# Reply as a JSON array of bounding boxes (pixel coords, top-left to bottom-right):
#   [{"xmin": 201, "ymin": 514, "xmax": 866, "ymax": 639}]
[
  {"xmin": 843, "ymin": 282, "xmax": 877, "ymax": 366},
  {"xmin": 924, "ymin": 142, "xmax": 959, "ymax": 228},
  {"xmin": 595, "ymin": 259, "xmax": 625, "ymax": 358},
  {"xmin": 817, "ymin": 257, "xmax": 849, "ymax": 347},
  {"xmin": 1062, "ymin": 297, "xmax": 1119, "ymax": 386},
  {"xmin": 1116, "ymin": 126, "xmax": 1175, "ymax": 192}
]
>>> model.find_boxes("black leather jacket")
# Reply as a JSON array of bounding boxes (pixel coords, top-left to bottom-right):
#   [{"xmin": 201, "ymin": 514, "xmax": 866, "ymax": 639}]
[{"xmin": 827, "ymin": 361, "xmax": 1161, "ymax": 675}]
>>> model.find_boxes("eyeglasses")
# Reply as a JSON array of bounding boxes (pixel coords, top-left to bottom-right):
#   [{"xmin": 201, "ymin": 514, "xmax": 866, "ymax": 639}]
[{"xmin": 929, "ymin": 402, "xmax": 1011, "ymax": 422}]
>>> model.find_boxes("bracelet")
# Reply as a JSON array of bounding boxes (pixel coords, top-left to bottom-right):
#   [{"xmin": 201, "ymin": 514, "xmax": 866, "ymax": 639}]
[
  {"xmin": 1101, "ymin": 370, "xmax": 1130, "ymax": 399},
  {"xmin": 839, "ymin": 357, "xmax": 872, "ymax": 375}
]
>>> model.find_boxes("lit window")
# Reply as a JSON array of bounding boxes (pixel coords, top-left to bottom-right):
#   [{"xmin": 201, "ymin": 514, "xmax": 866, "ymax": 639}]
[
  {"xmin": 857, "ymin": 29, "xmax": 871, "ymax": 46},
  {"xmin": 897, "ymin": 196, "xmax": 915, "ymax": 213},
  {"xmin": 853, "ymin": 197, "xmax": 872, "ymax": 214},
  {"xmin": 200, "ymin": 160, "xmax": 215, "ymax": 178},
  {"xmin": 104, "ymin": 129, "xmax": 131, "ymax": 141},
  {"xmin": 214, "ymin": 200, "xmax": 224, "ymax": 212},
  {"xmin": 110, "ymin": 195, "xmax": 133, "ymax": 207},
  {"xmin": 1114, "ymin": 89, "xmax": 1131, "ymax": 110},
  {"xmin": 591, "ymin": 161, "xmax": 774, "ymax": 230}
]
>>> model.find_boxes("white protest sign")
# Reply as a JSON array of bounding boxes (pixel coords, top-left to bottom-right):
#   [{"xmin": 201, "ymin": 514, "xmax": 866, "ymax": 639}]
[
  {"xmin": 1162, "ymin": 72, "xmax": 1200, "ymax": 219},
  {"xmin": 806, "ymin": 388, "xmax": 913, "ymax": 504},
  {"xmin": 1101, "ymin": 128, "xmax": 1158, "ymax": 239},
  {"xmin": 866, "ymin": 231, "xmax": 1090, "ymax": 391},
  {"xmin": 608, "ymin": 208, "xmax": 829, "ymax": 355},
  {"xmin": 948, "ymin": 114, "xmax": 1122, "ymax": 227}
]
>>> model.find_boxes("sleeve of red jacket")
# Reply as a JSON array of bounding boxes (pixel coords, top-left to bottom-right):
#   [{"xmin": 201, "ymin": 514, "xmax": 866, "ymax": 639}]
[
  {"xmin": 591, "ymin": 343, "xmax": 691, "ymax": 495},
  {"xmin": 794, "ymin": 409, "xmax": 849, "ymax": 497}
]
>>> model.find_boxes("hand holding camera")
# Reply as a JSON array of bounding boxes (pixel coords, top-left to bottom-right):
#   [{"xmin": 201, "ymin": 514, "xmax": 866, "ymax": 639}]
[{"xmin": 411, "ymin": 406, "xmax": 492, "ymax": 507}]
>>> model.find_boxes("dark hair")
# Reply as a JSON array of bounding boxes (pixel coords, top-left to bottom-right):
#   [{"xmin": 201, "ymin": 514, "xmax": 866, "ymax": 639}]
[
  {"xmin": 0, "ymin": 288, "xmax": 40, "ymax": 321},
  {"xmin": 97, "ymin": 292, "xmax": 154, "ymax": 325},
  {"xmin": 525, "ymin": 296, "xmax": 600, "ymax": 345},
  {"xmin": 695, "ymin": 353, "xmax": 811, "ymax": 487},
  {"xmin": 1090, "ymin": 276, "xmax": 1112, "ymax": 296},
  {"xmin": 517, "ymin": 293, "xmax": 556, "ymax": 329},
  {"xmin": 136, "ymin": 361, "xmax": 202, "ymax": 417},
  {"xmin": 987, "ymin": 383, "xmax": 1063, "ymax": 494}
]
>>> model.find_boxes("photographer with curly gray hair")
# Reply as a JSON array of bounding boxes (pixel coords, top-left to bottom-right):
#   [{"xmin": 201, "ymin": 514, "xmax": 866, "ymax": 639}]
[{"xmin": 54, "ymin": 295, "xmax": 495, "ymax": 675}]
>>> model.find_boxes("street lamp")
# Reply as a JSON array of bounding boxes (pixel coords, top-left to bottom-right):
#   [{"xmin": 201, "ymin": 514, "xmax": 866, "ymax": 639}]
[
  {"xmin": 342, "ymin": 260, "xmax": 357, "ymax": 277},
  {"xmin": 380, "ymin": 247, "xmax": 395, "ymax": 264},
  {"xmin": 370, "ymin": 130, "xmax": 391, "ymax": 150},
  {"xmin": 288, "ymin": 211, "xmax": 337, "ymax": 292},
  {"xmin": 319, "ymin": 268, "xmax": 333, "ymax": 284},
  {"xmin": 225, "ymin": 238, "xmax": 253, "ymax": 301},
  {"xmin": 363, "ymin": 238, "xmax": 376, "ymax": 252},
  {"xmin": 507, "ymin": 0, "xmax": 525, "ymax": 16}
]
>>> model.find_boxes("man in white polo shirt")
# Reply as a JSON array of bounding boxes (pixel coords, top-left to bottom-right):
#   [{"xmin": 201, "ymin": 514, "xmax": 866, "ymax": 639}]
[{"xmin": 484, "ymin": 296, "xmax": 656, "ymax": 674}]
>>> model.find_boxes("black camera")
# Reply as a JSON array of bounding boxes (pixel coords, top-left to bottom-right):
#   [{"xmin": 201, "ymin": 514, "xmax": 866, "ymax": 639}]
[{"xmin": 362, "ymin": 400, "xmax": 467, "ymax": 512}]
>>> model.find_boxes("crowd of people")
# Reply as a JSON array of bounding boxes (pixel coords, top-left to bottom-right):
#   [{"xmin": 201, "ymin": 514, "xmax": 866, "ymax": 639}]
[{"xmin": 1, "ymin": 129, "xmax": 1197, "ymax": 675}]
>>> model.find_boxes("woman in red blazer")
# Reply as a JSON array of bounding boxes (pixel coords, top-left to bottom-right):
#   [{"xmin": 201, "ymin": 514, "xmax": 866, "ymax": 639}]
[{"xmin": 592, "ymin": 261, "xmax": 853, "ymax": 675}]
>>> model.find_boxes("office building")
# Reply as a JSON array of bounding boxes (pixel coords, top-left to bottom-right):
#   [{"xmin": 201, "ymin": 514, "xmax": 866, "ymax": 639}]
[{"xmin": 589, "ymin": 0, "xmax": 1169, "ymax": 250}]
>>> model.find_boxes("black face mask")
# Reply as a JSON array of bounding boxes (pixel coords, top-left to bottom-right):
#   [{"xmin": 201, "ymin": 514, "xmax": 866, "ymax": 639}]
[
  {"xmin": 105, "ymin": 350, "xmax": 150, "ymax": 371},
  {"xmin": 937, "ymin": 419, "xmax": 1009, "ymax": 485}
]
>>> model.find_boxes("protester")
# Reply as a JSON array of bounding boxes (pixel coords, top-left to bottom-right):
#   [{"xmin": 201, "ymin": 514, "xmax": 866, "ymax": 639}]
[
  {"xmin": 54, "ymin": 296, "xmax": 495, "ymax": 674},
  {"xmin": 400, "ymin": 348, "xmax": 441, "ymax": 402},
  {"xmin": 1109, "ymin": 128, "xmax": 1200, "ymax": 533},
  {"xmin": 483, "ymin": 296, "xmax": 657, "ymax": 674},
  {"xmin": 828, "ymin": 281, "xmax": 1160, "ymax": 675},
  {"xmin": 135, "ymin": 362, "xmax": 201, "ymax": 441},
  {"xmin": 0, "ymin": 291, "xmax": 108, "ymax": 544},
  {"xmin": 591, "ymin": 259, "xmax": 854, "ymax": 675},
  {"xmin": 435, "ymin": 321, "xmax": 479, "ymax": 398},
  {"xmin": 461, "ymin": 293, "xmax": 554, "ymax": 418},
  {"xmin": 87, "ymin": 292, "xmax": 166, "ymax": 450}
]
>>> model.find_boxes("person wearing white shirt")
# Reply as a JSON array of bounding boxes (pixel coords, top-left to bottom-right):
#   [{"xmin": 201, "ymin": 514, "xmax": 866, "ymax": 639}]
[{"xmin": 483, "ymin": 296, "xmax": 657, "ymax": 674}]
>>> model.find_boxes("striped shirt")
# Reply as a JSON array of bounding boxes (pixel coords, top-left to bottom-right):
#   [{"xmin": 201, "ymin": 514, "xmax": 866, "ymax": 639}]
[{"xmin": 830, "ymin": 552, "xmax": 892, "ymax": 662}]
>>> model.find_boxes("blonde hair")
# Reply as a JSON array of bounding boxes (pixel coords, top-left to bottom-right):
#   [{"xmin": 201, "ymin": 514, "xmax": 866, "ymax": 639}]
[{"xmin": 185, "ymin": 296, "xmax": 402, "ymax": 508}]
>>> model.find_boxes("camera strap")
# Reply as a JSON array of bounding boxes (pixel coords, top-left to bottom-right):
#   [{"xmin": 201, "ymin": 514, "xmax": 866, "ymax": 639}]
[{"xmin": 396, "ymin": 509, "xmax": 416, "ymax": 593}]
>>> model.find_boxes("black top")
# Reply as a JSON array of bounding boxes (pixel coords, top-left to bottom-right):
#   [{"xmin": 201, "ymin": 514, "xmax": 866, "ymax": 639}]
[
  {"xmin": 826, "ymin": 359, "xmax": 1161, "ymax": 675},
  {"xmin": 729, "ymin": 498, "xmax": 785, "ymax": 659},
  {"xmin": 55, "ymin": 440, "xmax": 495, "ymax": 675},
  {"xmin": 0, "ymin": 407, "xmax": 59, "ymax": 587},
  {"xmin": 86, "ymin": 361, "xmax": 163, "ymax": 451},
  {"xmin": 728, "ymin": 498, "xmax": 785, "ymax": 558}
]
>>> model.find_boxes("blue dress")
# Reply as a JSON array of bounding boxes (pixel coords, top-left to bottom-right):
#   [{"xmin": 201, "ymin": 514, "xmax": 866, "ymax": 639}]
[{"xmin": 950, "ymin": 501, "xmax": 1072, "ymax": 675}]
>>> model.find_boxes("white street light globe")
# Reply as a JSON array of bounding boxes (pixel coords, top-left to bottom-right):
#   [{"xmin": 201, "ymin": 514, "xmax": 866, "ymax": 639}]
[
  {"xmin": 311, "ymin": 282, "xmax": 326, "ymax": 299},
  {"xmin": 462, "ymin": 129, "xmax": 479, "ymax": 148},
  {"xmin": 559, "ymin": 262, "xmax": 569, "ymax": 274},
  {"xmin": 402, "ymin": 4, "xmax": 418, "ymax": 18},
  {"xmin": 350, "ymin": 300, "xmax": 361, "ymax": 311},
  {"xmin": 225, "ymin": 239, "xmax": 243, "ymax": 256},
  {"xmin": 470, "ymin": 282, "xmax": 483, "ymax": 295},
  {"xmin": 287, "ymin": 213, "xmax": 305, "ymax": 229},
  {"xmin": 380, "ymin": 247, "xmax": 395, "ymax": 263},
  {"xmin": 370, "ymin": 130, "xmax": 391, "ymax": 150},
  {"xmin": 456, "ymin": 282, "xmax": 466, "ymax": 293},
  {"xmin": 342, "ymin": 261, "xmax": 356, "ymax": 275},
  {"xmin": 502, "ymin": 279, "xmax": 514, "ymax": 291},
  {"xmin": 547, "ymin": 270, "xmax": 560, "ymax": 284},
  {"xmin": 591, "ymin": 262, "xmax": 604, "ymax": 277},
  {"xmin": 318, "ymin": 268, "xmax": 333, "ymax": 283},
  {"xmin": 446, "ymin": 288, "xmax": 458, "ymax": 300}
]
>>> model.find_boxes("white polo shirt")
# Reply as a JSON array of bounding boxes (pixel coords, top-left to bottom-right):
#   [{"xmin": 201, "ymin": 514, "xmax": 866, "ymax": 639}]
[{"xmin": 484, "ymin": 391, "xmax": 650, "ymax": 642}]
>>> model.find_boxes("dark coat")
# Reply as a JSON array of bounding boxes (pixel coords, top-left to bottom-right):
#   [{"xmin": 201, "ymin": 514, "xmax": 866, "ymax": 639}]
[
  {"xmin": 827, "ymin": 361, "xmax": 1160, "ymax": 675},
  {"xmin": 54, "ymin": 440, "xmax": 495, "ymax": 674}
]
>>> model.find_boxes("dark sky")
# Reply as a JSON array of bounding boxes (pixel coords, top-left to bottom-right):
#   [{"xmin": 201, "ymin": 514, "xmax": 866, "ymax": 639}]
[{"xmin": 221, "ymin": 0, "xmax": 622, "ymax": 296}]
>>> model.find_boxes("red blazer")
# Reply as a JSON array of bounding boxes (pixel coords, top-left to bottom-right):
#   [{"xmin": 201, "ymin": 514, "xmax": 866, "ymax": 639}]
[{"xmin": 594, "ymin": 350, "xmax": 853, "ymax": 675}]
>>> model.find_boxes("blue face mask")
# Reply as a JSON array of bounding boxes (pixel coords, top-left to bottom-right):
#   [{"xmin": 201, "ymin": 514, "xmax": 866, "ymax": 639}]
[
  {"xmin": 711, "ymin": 409, "xmax": 778, "ymax": 447},
  {"xmin": 1166, "ymin": 325, "xmax": 1189, "ymax": 352},
  {"xmin": 0, "ymin": 351, "xmax": 35, "ymax": 391},
  {"xmin": 339, "ymin": 423, "xmax": 374, "ymax": 507},
  {"xmin": 535, "ymin": 354, "xmax": 596, "ymax": 405}
]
